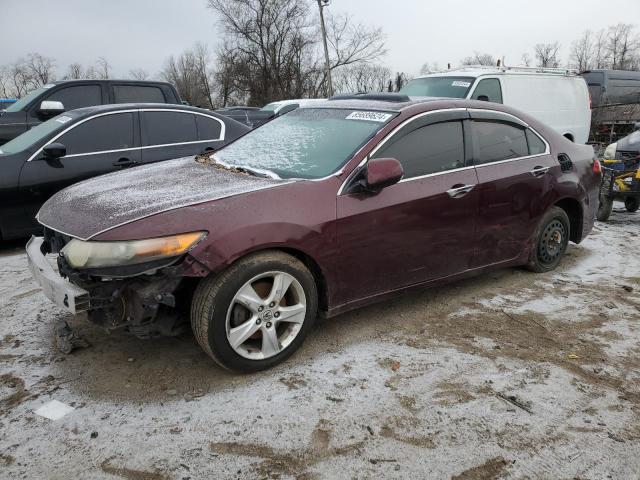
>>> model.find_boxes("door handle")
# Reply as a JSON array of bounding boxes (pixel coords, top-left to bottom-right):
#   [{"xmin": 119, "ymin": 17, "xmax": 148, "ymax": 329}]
[
  {"xmin": 113, "ymin": 157, "xmax": 137, "ymax": 168},
  {"xmin": 446, "ymin": 184, "xmax": 475, "ymax": 198},
  {"xmin": 530, "ymin": 166, "xmax": 550, "ymax": 177}
]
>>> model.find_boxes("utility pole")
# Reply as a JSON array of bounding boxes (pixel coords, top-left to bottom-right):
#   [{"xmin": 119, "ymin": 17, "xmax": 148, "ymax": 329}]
[{"xmin": 317, "ymin": 0, "xmax": 333, "ymax": 97}]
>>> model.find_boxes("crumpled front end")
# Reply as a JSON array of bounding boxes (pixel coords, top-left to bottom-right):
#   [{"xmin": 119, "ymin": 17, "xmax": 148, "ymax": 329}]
[{"xmin": 29, "ymin": 228, "xmax": 207, "ymax": 339}]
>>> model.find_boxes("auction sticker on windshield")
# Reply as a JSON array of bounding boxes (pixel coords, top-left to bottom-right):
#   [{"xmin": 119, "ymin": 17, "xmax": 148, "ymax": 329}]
[
  {"xmin": 55, "ymin": 116, "xmax": 73, "ymax": 124},
  {"xmin": 452, "ymin": 81, "xmax": 471, "ymax": 87},
  {"xmin": 346, "ymin": 111, "xmax": 393, "ymax": 123}
]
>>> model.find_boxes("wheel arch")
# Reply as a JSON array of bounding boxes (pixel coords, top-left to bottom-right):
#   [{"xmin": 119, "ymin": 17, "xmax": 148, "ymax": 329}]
[
  {"xmin": 554, "ymin": 197, "xmax": 583, "ymax": 243},
  {"xmin": 215, "ymin": 245, "xmax": 331, "ymax": 314},
  {"xmin": 563, "ymin": 132, "xmax": 575, "ymax": 142}
]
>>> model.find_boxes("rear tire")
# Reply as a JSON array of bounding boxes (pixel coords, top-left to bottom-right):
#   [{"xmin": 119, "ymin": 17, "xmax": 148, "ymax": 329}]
[
  {"xmin": 191, "ymin": 251, "xmax": 318, "ymax": 372},
  {"xmin": 596, "ymin": 195, "xmax": 613, "ymax": 222},
  {"xmin": 624, "ymin": 197, "xmax": 639, "ymax": 213},
  {"xmin": 527, "ymin": 207, "xmax": 570, "ymax": 273}
]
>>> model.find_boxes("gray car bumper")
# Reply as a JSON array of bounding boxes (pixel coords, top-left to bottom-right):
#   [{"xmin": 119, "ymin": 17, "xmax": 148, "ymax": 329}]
[{"xmin": 26, "ymin": 236, "xmax": 89, "ymax": 314}]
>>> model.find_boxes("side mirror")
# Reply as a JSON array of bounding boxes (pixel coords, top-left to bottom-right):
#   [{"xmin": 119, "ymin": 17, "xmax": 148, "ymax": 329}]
[
  {"xmin": 363, "ymin": 157, "xmax": 404, "ymax": 192},
  {"xmin": 477, "ymin": 95, "xmax": 490, "ymax": 102},
  {"xmin": 43, "ymin": 142, "xmax": 66, "ymax": 159},
  {"xmin": 37, "ymin": 100, "xmax": 65, "ymax": 118}
]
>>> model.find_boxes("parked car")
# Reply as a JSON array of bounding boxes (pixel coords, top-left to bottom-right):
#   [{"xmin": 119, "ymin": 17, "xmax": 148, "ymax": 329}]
[
  {"xmin": 0, "ymin": 79, "xmax": 182, "ymax": 144},
  {"xmin": 400, "ymin": 67, "xmax": 591, "ymax": 144},
  {"xmin": 0, "ymin": 103, "xmax": 249, "ymax": 240},
  {"xmin": 28, "ymin": 94, "xmax": 601, "ymax": 372},
  {"xmin": 218, "ymin": 99, "xmax": 326, "ymax": 128}
]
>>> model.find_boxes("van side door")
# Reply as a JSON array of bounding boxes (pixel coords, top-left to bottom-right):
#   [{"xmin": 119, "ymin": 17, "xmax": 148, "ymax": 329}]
[{"xmin": 469, "ymin": 110, "xmax": 556, "ymax": 267}]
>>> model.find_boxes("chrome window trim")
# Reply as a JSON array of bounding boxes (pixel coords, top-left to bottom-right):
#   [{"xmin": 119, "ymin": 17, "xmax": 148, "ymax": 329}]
[
  {"xmin": 398, "ymin": 165, "xmax": 475, "ymax": 184},
  {"xmin": 337, "ymin": 107, "xmax": 551, "ymax": 195},
  {"xmin": 27, "ymin": 108, "xmax": 226, "ymax": 162}
]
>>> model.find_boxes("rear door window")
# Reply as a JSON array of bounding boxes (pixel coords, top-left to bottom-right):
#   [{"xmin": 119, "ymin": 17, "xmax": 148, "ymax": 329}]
[
  {"xmin": 142, "ymin": 111, "xmax": 197, "ymax": 146},
  {"xmin": 373, "ymin": 121, "xmax": 465, "ymax": 178},
  {"xmin": 45, "ymin": 85, "xmax": 102, "ymax": 111},
  {"xmin": 472, "ymin": 121, "xmax": 528, "ymax": 164},
  {"xmin": 471, "ymin": 79, "xmax": 503, "ymax": 103},
  {"xmin": 114, "ymin": 85, "xmax": 166, "ymax": 103},
  {"xmin": 196, "ymin": 115, "xmax": 223, "ymax": 140},
  {"xmin": 58, "ymin": 113, "xmax": 135, "ymax": 155}
]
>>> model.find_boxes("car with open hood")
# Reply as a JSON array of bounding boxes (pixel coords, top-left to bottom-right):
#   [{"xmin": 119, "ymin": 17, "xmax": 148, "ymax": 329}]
[
  {"xmin": 27, "ymin": 94, "xmax": 602, "ymax": 372},
  {"xmin": 0, "ymin": 103, "xmax": 249, "ymax": 240}
]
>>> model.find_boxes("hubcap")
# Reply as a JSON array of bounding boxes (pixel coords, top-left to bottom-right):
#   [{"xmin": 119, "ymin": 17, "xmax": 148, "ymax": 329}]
[
  {"xmin": 538, "ymin": 220, "xmax": 565, "ymax": 265},
  {"xmin": 225, "ymin": 271, "xmax": 306, "ymax": 360}
]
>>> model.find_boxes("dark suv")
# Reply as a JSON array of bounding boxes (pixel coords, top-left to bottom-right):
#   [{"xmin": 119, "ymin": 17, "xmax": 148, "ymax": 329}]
[{"xmin": 0, "ymin": 80, "xmax": 181, "ymax": 144}]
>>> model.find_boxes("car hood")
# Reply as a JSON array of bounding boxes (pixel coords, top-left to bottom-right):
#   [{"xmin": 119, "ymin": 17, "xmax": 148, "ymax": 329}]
[
  {"xmin": 37, "ymin": 156, "xmax": 292, "ymax": 241},
  {"xmin": 617, "ymin": 131, "xmax": 640, "ymax": 152}
]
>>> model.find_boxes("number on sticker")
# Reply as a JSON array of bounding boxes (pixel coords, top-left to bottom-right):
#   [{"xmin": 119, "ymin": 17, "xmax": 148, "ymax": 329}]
[{"xmin": 346, "ymin": 111, "xmax": 393, "ymax": 123}]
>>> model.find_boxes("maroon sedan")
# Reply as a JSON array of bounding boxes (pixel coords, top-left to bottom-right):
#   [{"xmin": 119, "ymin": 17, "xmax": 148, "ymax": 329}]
[{"xmin": 27, "ymin": 94, "xmax": 602, "ymax": 372}]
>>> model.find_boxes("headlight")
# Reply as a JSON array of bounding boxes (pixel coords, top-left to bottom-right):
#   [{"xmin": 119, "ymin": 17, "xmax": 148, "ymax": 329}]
[
  {"xmin": 603, "ymin": 142, "xmax": 617, "ymax": 160},
  {"xmin": 61, "ymin": 231, "xmax": 206, "ymax": 269}
]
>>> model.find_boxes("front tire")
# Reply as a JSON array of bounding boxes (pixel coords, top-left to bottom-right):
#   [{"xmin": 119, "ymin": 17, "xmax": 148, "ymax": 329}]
[
  {"xmin": 624, "ymin": 197, "xmax": 639, "ymax": 213},
  {"xmin": 191, "ymin": 251, "xmax": 318, "ymax": 372},
  {"xmin": 527, "ymin": 206, "xmax": 570, "ymax": 273}
]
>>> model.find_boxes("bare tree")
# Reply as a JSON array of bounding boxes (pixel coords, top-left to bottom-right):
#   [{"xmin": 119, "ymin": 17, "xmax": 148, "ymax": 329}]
[
  {"xmin": 95, "ymin": 57, "xmax": 111, "ymax": 79},
  {"xmin": 0, "ymin": 67, "xmax": 11, "ymax": 98},
  {"xmin": 65, "ymin": 63, "xmax": 83, "ymax": 79},
  {"xmin": 570, "ymin": 31, "xmax": 594, "ymax": 70},
  {"xmin": 192, "ymin": 43, "xmax": 214, "ymax": 108},
  {"xmin": 128, "ymin": 68, "xmax": 149, "ymax": 80},
  {"xmin": 606, "ymin": 23, "xmax": 640, "ymax": 70},
  {"xmin": 8, "ymin": 61, "xmax": 32, "ymax": 97},
  {"xmin": 25, "ymin": 53, "xmax": 56, "ymax": 86},
  {"xmin": 593, "ymin": 29, "xmax": 610, "ymax": 69},
  {"xmin": 461, "ymin": 52, "xmax": 496, "ymax": 66},
  {"xmin": 207, "ymin": 0, "xmax": 386, "ymax": 104},
  {"xmin": 534, "ymin": 42, "xmax": 560, "ymax": 68},
  {"xmin": 334, "ymin": 63, "xmax": 391, "ymax": 93},
  {"xmin": 521, "ymin": 53, "xmax": 532, "ymax": 67}
]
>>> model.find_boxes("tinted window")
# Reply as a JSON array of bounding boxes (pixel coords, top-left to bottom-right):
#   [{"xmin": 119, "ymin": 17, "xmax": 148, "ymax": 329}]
[
  {"xmin": 472, "ymin": 121, "xmax": 528, "ymax": 164},
  {"xmin": 471, "ymin": 79, "xmax": 503, "ymax": 103},
  {"xmin": 58, "ymin": 113, "xmax": 134, "ymax": 155},
  {"xmin": 46, "ymin": 85, "xmax": 102, "ymax": 111},
  {"xmin": 526, "ymin": 129, "xmax": 546, "ymax": 155},
  {"xmin": 142, "ymin": 111, "xmax": 197, "ymax": 146},
  {"xmin": 373, "ymin": 121, "xmax": 465, "ymax": 178},
  {"xmin": 196, "ymin": 115, "xmax": 222, "ymax": 140},
  {"xmin": 400, "ymin": 77, "xmax": 474, "ymax": 98},
  {"xmin": 114, "ymin": 85, "xmax": 165, "ymax": 103}
]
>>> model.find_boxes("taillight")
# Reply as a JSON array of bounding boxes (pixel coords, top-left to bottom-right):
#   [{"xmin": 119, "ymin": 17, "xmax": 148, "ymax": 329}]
[{"xmin": 593, "ymin": 158, "xmax": 602, "ymax": 174}]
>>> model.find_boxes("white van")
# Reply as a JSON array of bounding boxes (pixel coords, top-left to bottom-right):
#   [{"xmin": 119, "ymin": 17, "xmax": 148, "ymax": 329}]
[{"xmin": 400, "ymin": 67, "xmax": 591, "ymax": 143}]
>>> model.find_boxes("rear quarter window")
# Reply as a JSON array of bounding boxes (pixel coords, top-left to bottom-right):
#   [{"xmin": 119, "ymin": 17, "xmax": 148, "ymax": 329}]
[{"xmin": 196, "ymin": 115, "xmax": 223, "ymax": 140}]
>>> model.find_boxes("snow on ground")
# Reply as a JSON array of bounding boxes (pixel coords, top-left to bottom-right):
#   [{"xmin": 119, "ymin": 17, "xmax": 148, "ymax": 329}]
[{"xmin": 1, "ymin": 207, "xmax": 639, "ymax": 479}]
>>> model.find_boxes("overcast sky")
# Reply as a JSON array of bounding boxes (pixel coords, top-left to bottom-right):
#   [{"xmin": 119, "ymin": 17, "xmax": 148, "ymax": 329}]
[{"xmin": 2, "ymin": 0, "xmax": 639, "ymax": 78}]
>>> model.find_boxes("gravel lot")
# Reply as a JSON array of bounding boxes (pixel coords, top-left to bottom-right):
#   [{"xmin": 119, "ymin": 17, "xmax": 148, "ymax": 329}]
[{"xmin": 1, "ymin": 207, "xmax": 639, "ymax": 480}]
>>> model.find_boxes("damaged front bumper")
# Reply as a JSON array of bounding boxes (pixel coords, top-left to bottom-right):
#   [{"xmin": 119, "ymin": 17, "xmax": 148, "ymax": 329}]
[{"xmin": 27, "ymin": 236, "xmax": 90, "ymax": 314}]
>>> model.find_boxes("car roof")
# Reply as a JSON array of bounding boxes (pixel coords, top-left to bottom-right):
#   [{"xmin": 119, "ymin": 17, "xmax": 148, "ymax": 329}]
[
  {"xmin": 297, "ymin": 95, "xmax": 444, "ymax": 113},
  {"xmin": 49, "ymin": 79, "xmax": 174, "ymax": 86},
  {"xmin": 414, "ymin": 67, "xmax": 581, "ymax": 79},
  {"xmin": 63, "ymin": 103, "xmax": 220, "ymax": 117}
]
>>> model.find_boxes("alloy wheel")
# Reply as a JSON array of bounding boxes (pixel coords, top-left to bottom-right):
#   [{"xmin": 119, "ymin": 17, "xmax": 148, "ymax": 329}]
[{"xmin": 225, "ymin": 271, "xmax": 306, "ymax": 360}]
